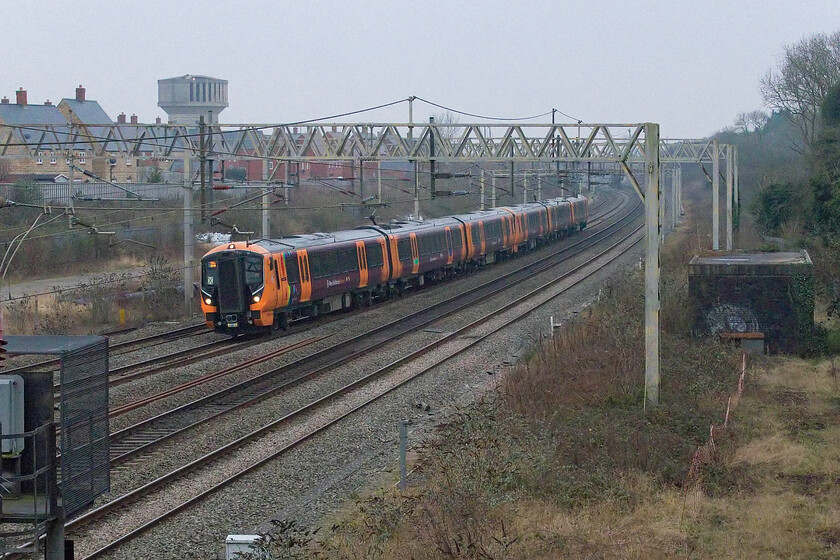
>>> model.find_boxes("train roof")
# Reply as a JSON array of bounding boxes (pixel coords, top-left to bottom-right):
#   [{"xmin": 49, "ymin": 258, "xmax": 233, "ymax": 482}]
[
  {"xmin": 250, "ymin": 227, "xmax": 384, "ymax": 250},
  {"xmin": 362, "ymin": 216, "xmax": 463, "ymax": 235},
  {"xmin": 449, "ymin": 208, "xmax": 510, "ymax": 223}
]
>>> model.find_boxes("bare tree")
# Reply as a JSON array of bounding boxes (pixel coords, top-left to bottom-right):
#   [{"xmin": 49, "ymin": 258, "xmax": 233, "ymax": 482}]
[
  {"xmin": 760, "ymin": 30, "xmax": 840, "ymax": 152},
  {"xmin": 432, "ymin": 110, "xmax": 462, "ymax": 146},
  {"xmin": 734, "ymin": 110, "xmax": 770, "ymax": 134}
]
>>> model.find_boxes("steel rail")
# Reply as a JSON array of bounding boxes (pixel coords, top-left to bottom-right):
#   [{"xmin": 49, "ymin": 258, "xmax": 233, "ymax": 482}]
[
  {"xmin": 77, "ymin": 197, "xmax": 644, "ymax": 559},
  {"xmin": 103, "ymin": 191, "xmax": 636, "ymax": 466}
]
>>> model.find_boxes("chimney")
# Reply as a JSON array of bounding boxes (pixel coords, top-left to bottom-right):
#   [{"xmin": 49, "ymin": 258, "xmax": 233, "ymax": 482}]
[
  {"xmin": 155, "ymin": 116, "xmax": 161, "ymax": 124},
  {"xmin": 15, "ymin": 88, "xmax": 27, "ymax": 106},
  {"xmin": 117, "ymin": 112, "xmax": 126, "ymax": 124},
  {"xmin": 130, "ymin": 114, "xmax": 138, "ymax": 124},
  {"xmin": 1, "ymin": 97, "xmax": 9, "ymax": 105},
  {"xmin": 75, "ymin": 85, "xmax": 85, "ymax": 102},
  {"xmin": 293, "ymin": 127, "xmax": 299, "ymax": 134},
  {"xmin": 44, "ymin": 100, "xmax": 53, "ymax": 106},
  {"xmin": 331, "ymin": 125, "xmax": 337, "ymax": 133}
]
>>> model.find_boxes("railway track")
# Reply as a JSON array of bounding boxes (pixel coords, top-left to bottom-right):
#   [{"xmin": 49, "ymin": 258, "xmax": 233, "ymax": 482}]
[
  {"xmin": 5, "ymin": 189, "xmax": 633, "ymax": 557},
  {"xmin": 72, "ymin": 190, "xmax": 644, "ymax": 559},
  {"xmin": 102, "ymin": 190, "xmax": 637, "ymax": 465}
]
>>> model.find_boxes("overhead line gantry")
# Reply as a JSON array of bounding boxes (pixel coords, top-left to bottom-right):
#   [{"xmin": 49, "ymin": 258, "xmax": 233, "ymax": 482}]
[{"xmin": 0, "ymin": 120, "xmax": 739, "ymax": 407}]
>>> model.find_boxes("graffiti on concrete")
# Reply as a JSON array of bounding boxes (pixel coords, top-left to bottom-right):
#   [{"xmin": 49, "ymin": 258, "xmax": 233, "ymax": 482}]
[{"xmin": 706, "ymin": 303, "xmax": 760, "ymax": 334}]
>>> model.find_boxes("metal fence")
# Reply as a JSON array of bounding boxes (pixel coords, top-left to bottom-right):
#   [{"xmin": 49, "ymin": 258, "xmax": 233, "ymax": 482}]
[
  {"xmin": 0, "ymin": 182, "xmax": 187, "ymax": 205},
  {"xmin": 59, "ymin": 337, "xmax": 110, "ymax": 516}
]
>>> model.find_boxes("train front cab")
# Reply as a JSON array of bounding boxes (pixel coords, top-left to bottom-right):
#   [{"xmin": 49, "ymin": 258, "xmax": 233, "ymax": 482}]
[{"xmin": 200, "ymin": 245, "xmax": 277, "ymax": 334}]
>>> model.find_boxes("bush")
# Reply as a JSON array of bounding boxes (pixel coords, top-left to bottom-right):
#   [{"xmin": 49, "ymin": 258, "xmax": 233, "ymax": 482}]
[{"xmin": 139, "ymin": 256, "xmax": 183, "ymax": 321}]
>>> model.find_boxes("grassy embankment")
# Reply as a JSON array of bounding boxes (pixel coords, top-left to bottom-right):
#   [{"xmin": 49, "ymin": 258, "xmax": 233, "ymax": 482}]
[{"xmin": 252, "ymin": 193, "xmax": 840, "ymax": 559}]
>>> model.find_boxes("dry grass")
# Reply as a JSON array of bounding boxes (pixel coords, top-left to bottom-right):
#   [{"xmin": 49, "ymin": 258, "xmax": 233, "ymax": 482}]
[
  {"xmin": 1, "ymin": 257, "xmax": 184, "ymax": 335},
  {"xmin": 677, "ymin": 355, "xmax": 840, "ymax": 559},
  {"xmin": 247, "ymin": 190, "xmax": 840, "ymax": 560}
]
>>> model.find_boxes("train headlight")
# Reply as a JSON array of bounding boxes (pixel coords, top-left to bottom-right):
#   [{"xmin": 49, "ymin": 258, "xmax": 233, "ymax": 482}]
[
  {"xmin": 205, "ymin": 298, "xmax": 212, "ymax": 305},
  {"xmin": 253, "ymin": 295, "xmax": 261, "ymax": 303}
]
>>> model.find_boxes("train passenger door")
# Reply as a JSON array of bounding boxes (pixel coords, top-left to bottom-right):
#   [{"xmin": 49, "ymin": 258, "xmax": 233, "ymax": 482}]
[
  {"xmin": 277, "ymin": 255, "xmax": 292, "ymax": 307},
  {"xmin": 273, "ymin": 257, "xmax": 286, "ymax": 307},
  {"xmin": 356, "ymin": 241, "xmax": 368, "ymax": 288},
  {"xmin": 444, "ymin": 227, "xmax": 453, "ymax": 264},
  {"xmin": 464, "ymin": 223, "xmax": 474, "ymax": 259},
  {"xmin": 297, "ymin": 250, "xmax": 312, "ymax": 302},
  {"xmin": 478, "ymin": 222, "xmax": 486, "ymax": 255},
  {"xmin": 409, "ymin": 233, "xmax": 420, "ymax": 274}
]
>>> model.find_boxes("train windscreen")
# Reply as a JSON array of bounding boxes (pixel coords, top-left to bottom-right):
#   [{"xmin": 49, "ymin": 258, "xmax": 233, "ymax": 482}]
[{"xmin": 218, "ymin": 257, "xmax": 245, "ymax": 313}]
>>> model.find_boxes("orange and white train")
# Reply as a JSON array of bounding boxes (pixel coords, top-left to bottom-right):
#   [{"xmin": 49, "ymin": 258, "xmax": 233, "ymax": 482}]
[{"xmin": 199, "ymin": 195, "xmax": 589, "ymax": 334}]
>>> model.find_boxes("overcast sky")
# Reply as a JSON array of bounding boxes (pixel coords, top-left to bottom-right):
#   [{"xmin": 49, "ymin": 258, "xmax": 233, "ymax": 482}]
[{"xmin": 5, "ymin": 1, "xmax": 840, "ymax": 138}]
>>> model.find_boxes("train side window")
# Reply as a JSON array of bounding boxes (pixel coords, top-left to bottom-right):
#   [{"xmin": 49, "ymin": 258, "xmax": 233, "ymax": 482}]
[
  {"xmin": 285, "ymin": 254, "xmax": 299, "ymax": 283},
  {"xmin": 323, "ymin": 252, "xmax": 338, "ymax": 276},
  {"xmin": 365, "ymin": 243, "xmax": 384, "ymax": 268},
  {"xmin": 418, "ymin": 235, "xmax": 429, "ymax": 256},
  {"xmin": 340, "ymin": 248, "xmax": 357, "ymax": 272},
  {"xmin": 397, "ymin": 238, "xmax": 412, "ymax": 261},
  {"xmin": 309, "ymin": 253, "xmax": 323, "ymax": 279}
]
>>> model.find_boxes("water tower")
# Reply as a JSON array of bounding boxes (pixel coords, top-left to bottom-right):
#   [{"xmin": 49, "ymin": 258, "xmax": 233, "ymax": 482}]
[{"xmin": 157, "ymin": 74, "xmax": 228, "ymax": 124}]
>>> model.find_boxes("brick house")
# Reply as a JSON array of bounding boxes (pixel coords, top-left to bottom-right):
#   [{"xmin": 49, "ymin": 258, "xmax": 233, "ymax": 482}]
[
  {"xmin": 0, "ymin": 86, "xmax": 138, "ymax": 183},
  {"xmin": 58, "ymin": 86, "xmax": 137, "ymax": 182},
  {"xmin": 0, "ymin": 88, "xmax": 75, "ymax": 181}
]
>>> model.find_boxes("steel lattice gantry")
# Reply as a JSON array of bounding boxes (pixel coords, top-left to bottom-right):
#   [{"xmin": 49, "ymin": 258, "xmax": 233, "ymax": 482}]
[
  {"xmin": 2, "ymin": 121, "xmax": 726, "ymax": 165},
  {"xmin": 0, "ymin": 120, "xmax": 738, "ymax": 407}
]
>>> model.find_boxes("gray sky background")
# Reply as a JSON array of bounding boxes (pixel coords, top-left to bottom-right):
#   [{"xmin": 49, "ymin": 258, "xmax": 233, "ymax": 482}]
[{"xmin": 5, "ymin": 1, "xmax": 840, "ymax": 138}]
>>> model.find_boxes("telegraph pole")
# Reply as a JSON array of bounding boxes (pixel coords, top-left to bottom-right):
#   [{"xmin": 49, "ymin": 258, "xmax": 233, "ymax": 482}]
[
  {"xmin": 377, "ymin": 160, "xmax": 382, "ymax": 203},
  {"xmin": 429, "ymin": 117, "xmax": 436, "ymax": 199},
  {"xmin": 199, "ymin": 115, "xmax": 206, "ymax": 222},
  {"xmin": 523, "ymin": 172, "xmax": 528, "ymax": 204},
  {"xmin": 414, "ymin": 161, "xmax": 420, "ymax": 218},
  {"xmin": 359, "ymin": 159, "xmax": 365, "ymax": 200},
  {"xmin": 408, "ymin": 96, "xmax": 415, "ymax": 144},
  {"xmin": 207, "ymin": 111, "xmax": 215, "ymax": 210},
  {"xmin": 491, "ymin": 172, "xmax": 497, "ymax": 208},
  {"xmin": 284, "ymin": 160, "xmax": 291, "ymax": 206},
  {"xmin": 537, "ymin": 172, "xmax": 542, "ymax": 201},
  {"xmin": 262, "ymin": 157, "xmax": 270, "ymax": 239},
  {"xmin": 67, "ymin": 152, "xmax": 75, "ymax": 215},
  {"xmin": 183, "ymin": 152, "xmax": 193, "ymax": 315},
  {"xmin": 480, "ymin": 168, "xmax": 485, "ymax": 210}
]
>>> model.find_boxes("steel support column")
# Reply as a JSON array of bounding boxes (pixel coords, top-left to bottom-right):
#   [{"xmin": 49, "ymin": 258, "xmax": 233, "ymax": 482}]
[
  {"xmin": 491, "ymin": 173, "xmax": 497, "ymax": 208},
  {"xmin": 712, "ymin": 138, "xmax": 720, "ymax": 250},
  {"xmin": 734, "ymin": 145, "xmax": 739, "ymax": 228},
  {"xmin": 414, "ymin": 161, "xmax": 420, "ymax": 218},
  {"xmin": 261, "ymin": 158, "xmax": 270, "ymax": 239},
  {"xmin": 726, "ymin": 144, "xmax": 733, "ymax": 250},
  {"xmin": 480, "ymin": 169, "xmax": 485, "ymax": 210},
  {"xmin": 645, "ymin": 123, "xmax": 660, "ymax": 407}
]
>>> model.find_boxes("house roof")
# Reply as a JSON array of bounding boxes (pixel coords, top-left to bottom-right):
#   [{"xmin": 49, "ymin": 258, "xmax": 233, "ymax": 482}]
[
  {"xmin": 59, "ymin": 98, "xmax": 113, "ymax": 125},
  {"xmin": 0, "ymin": 103, "xmax": 68, "ymax": 126},
  {"xmin": 0, "ymin": 103, "xmax": 73, "ymax": 149}
]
